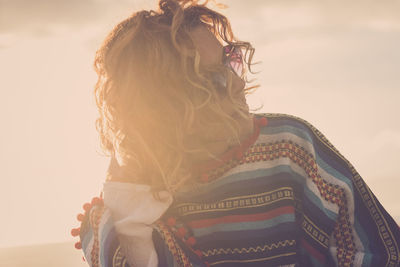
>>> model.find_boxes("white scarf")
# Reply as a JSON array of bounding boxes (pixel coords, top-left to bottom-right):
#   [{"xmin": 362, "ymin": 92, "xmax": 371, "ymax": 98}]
[{"xmin": 103, "ymin": 181, "xmax": 173, "ymax": 267}]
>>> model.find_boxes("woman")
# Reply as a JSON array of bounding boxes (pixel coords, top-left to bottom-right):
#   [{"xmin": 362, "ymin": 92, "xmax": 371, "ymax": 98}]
[{"xmin": 71, "ymin": 0, "xmax": 400, "ymax": 266}]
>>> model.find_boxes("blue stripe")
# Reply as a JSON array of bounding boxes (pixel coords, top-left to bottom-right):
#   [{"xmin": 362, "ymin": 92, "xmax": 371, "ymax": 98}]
[
  {"xmin": 178, "ymin": 165, "xmax": 302, "ymax": 201},
  {"xmin": 303, "ymin": 184, "xmax": 338, "ymax": 222},
  {"xmin": 361, "ymin": 252, "xmax": 373, "ymax": 267},
  {"xmin": 103, "ymin": 227, "xmax": 117, "ymax": 266},
  {"xmin": 196, "ymin": 221, "xmax": 297, "ymax": 247},
  {"xmin": 193, "ymin": 213, "xmax": 295, "ymax": 237},
  {"xmin": 263, "ymin": 116, "xmax": 355, "ymax": 180},
  {"xmin": 353, "ymin": 218, "xmax": 370, "ymax": 266},
  {"xmin": 81, "ymin": 229, "xmax": 93, "ymax": 260},
  {"xmin": 179, "ymin": 164, "xmax": 338, "ymax": 223},
  {"xmin": 260, "ymin": 123, "xmax": 354, "ymax": 188},
  {"xmin": 100, "ymin": 216, "xmax": 114, "ymax": 265}
]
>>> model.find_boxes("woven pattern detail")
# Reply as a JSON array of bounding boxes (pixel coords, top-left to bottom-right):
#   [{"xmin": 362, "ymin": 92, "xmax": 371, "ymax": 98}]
[
  {"xmin": 203, "ymin": 240, "xmax": 296, "ymax": 256},
  {"xmin": 89, "ymin": 205, "xmax": 106, "ymax": 267},
  {"xmin": 154, "ymin": 220, "xmax": 193, "ymax": 267}
]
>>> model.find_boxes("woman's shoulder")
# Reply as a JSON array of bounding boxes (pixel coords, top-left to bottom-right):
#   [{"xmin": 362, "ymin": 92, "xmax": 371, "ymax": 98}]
[
  {"xmin": 255, "ymin": 112, "xmax": 318, "ymax": 131},
  {"xmin": 254, "ymin": 113, "xmax": 329, "ymax": 143},
  {"xmin": 253, "ymin": 112, "xmax": 344, "ymax": 161},
  {"xmin": 254, "ymin": 112, "xmax": 324, "ymax": 141}
]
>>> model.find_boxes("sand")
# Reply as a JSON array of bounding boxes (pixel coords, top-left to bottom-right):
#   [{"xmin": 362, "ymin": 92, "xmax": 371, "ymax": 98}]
[{"xmin": 0, "ymin": 242, "xmax": 87, "ymax": 267}]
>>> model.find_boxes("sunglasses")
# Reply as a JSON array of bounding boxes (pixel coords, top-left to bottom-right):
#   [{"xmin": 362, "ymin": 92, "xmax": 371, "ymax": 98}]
[
  {"xmin": 211, "ymin": 44, "xmax": 244, "ymax": 91},
  {"xmin": 222, "ymin": 44, "xmax": 244, "ymax": 77}
]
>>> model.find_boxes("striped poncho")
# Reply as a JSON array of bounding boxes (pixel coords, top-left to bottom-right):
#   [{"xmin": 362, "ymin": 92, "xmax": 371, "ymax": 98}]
[{"xmin": 76, "ymin": 113, "xmax": 400, "ymax": 267}]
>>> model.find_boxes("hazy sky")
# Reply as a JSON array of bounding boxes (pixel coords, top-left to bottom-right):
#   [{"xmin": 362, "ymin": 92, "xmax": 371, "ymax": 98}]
[{"xmin": 1, "ymin": 0, "xmax": 399, "ymax": 248}]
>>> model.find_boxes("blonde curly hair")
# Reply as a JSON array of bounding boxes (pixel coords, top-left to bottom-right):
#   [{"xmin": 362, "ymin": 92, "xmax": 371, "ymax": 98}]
[{"xmin": 94, "ymin": 0, "xmax": 258, "ymax": 193}]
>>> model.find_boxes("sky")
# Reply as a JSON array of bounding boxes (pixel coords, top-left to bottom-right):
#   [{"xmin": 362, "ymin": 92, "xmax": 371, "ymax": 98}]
[{"xmin": 0, "ymin": 0, "xmax": 399, "ymax": 248}]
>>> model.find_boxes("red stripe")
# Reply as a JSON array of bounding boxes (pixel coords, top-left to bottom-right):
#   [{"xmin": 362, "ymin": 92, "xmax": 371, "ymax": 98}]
[
  {"xmin": 301, "ymin": 239, "xmax": 326, "ymax": 263},
  {"xmin": 187, "ymin": 206, "xmax": 295, "ymax": 229}
]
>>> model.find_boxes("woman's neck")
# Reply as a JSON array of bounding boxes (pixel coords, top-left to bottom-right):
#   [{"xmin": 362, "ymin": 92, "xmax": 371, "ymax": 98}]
[{"xmin": 185, "ymin": 115, "xmax": 255, "ymax": 164}]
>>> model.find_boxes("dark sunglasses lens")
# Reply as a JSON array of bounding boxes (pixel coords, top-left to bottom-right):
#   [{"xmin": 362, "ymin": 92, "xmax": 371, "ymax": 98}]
[{"xmin": 226, "ymin": 46, "xmax": 243, "ymax": 77}]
